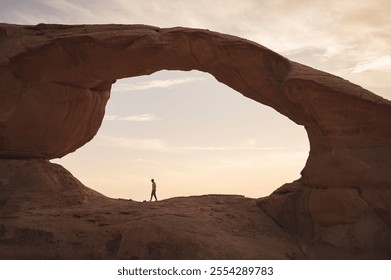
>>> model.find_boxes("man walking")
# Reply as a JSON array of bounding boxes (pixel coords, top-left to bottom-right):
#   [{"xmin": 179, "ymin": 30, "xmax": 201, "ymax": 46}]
[{"xmin": 149, "ymin": 179, "xmax": 157, "ymax": 201}]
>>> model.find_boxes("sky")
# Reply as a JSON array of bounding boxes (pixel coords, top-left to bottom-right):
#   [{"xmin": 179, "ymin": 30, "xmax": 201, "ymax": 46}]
[{"xmin": 1, "ymin": 0, "xmax": 390, "ymax": 201}]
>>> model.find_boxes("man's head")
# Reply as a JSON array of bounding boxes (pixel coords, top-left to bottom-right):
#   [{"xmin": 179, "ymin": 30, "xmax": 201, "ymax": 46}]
[{"xmin": 151, "ymin": 179, "xmax": 154, "ymax": 182}]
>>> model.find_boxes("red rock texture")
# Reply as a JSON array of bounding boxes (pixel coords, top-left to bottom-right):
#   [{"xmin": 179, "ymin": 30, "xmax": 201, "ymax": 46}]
[
  {"xmin": 0, "ymin": 160, "xmax": 304, "ymax": 260},
  {"xmin": 257, "ymin": 181, "xmax": 391, "ymax": 259},
  {"xmin": 0, "ymin": 24, "xmax": 390, "ymax": 259}
]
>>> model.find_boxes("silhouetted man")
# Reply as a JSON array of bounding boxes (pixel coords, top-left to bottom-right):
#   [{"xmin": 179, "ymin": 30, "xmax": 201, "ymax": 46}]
[{"xmin": 149, "ymin": 179, "xmax": 157, "ymax": 201}]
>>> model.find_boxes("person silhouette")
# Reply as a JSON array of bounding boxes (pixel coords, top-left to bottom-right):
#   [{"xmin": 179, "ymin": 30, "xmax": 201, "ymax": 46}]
[{"xmin": 149, "ymin": 179, "xmax": 157, "ymax": 201}]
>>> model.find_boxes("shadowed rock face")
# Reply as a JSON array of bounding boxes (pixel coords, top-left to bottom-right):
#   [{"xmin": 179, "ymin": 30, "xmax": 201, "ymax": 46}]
[
  {"xmin": 0, "ymin": 23, "xmax": 390, "ymax": 259},
  {"xmin": 0, "ymin": 161, "xmax": 305, "ymax": 260}
]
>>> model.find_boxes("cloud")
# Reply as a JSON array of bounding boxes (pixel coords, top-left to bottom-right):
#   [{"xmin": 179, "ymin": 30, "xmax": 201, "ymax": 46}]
[
  {"xmin": 45, "ymin": 0, "xmax": 95, "ymax": 19},
  {"xmin": 131, "ymin": 158, "xmax": 160, "ymax": 164},
  {"xmin": 104, "ymin": 114, "xmax": 161, "ymax": 122},
  {"xmin": 98, "ymin": 135, "xmax": 168, "ymax": 151},
  {"xmin": 114, "ymin": 76, "xmax": 206, "ymax": 92},
  {"xmin": 97, "ymin": 136, "xmax": 295, "ymax": 153},
  {"xmin": 176, "ymin": 146, "xmax": 290, "ymax": 152},
  {"xmin": 351, "ymin": 55, "xmax": 391, "ymax": 73},
  {"xmin": 177, "ymin": 139, "xmax": 290, "ymax": 152}
]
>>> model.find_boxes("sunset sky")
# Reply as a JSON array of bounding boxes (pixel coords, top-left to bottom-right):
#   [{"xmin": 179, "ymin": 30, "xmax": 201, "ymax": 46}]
[{"xmin": 1, "ymin": 0, "xmax": 390, "ymax": 201}]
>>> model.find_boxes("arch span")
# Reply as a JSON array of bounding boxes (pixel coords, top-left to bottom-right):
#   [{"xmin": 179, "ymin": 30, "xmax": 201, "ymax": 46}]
[
  {"xmin": 1, "ymin": 24, "xmax": 390, "ymax": 189},
  {"xmin": 1, "ymin": 24, "xmax": 391, "ymax": 258}
]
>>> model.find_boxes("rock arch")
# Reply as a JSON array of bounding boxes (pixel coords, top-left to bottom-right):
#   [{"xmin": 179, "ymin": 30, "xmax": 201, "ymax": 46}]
[{"xmin": 1, "ymin": 24, "xmax": 390, "ymax": 258}]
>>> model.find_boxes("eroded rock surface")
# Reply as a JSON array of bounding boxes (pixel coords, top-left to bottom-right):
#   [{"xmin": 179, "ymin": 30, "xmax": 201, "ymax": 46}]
[
  {"xmin": 0, "ymin": 24, "xmax": 390, "ymax": 259},
  {"xmin": 0, "ymin": 161, "xmax": 303, "ymax": 259},
  {"xmin": 0, "ymin": 159, "xmax": 105, "ymax": 212}
]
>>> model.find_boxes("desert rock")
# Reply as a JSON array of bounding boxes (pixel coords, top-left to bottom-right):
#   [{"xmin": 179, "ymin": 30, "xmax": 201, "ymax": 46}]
[
  {"xmin": 0, "ymin": 160, "xmax": 304, "ymax": 259},
  {"xmin": 0, "ymin": 24, "xmax": 390, "ymax": 259}
]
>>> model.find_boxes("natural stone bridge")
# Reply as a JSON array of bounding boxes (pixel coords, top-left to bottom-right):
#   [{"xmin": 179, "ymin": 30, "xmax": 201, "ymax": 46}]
[{"xmin": 0, "ymin": 23, "xmax": 390, "ymax": 259}]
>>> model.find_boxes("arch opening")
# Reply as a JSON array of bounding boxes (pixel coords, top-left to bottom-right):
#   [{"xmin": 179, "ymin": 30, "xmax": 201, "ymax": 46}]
[{"xmin": 52, "ymin": 70, "xmax": 309, "ymax": 201}]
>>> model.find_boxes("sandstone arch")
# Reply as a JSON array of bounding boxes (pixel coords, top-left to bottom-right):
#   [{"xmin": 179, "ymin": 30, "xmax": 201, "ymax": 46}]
[
  {"xmin": 1, "ymin": 23, "xmax": 390, "ymax": 258},
  {"xmin": 1, "ymin": 23, "xmax": 390, "ymax": 187}
]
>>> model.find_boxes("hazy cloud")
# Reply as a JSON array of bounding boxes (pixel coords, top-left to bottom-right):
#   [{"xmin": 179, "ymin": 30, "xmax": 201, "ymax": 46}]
[
  {"xmin": 177, "ymin": 139, "xmax": 290, "ymax": 152},
  {"xmin": 176, "ymin": 146, "xmax": 291, "ymax": 152},
  {"xmin": 351, "ymin": 55, "xmax": 391, "ymax": 73},
  {"xmin": 98, "ymin": 135, "xmax": 168, "ymax": 151},
  {"xmin": 104, "ymin": 114, "xmax": 161, "ymax": 122},
  {"xmin": 97, "ymin": 136, "xmax": 296, "ymax": 153},
  {"xmin": 113, "ymin": 76, "xmax": 206, "ymax": 92}
]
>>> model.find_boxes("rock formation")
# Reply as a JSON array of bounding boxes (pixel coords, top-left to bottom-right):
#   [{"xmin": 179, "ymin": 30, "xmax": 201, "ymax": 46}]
[
  {"xmin": 0, "ymin": 165, "xmax": 305, "ymax": 260},
  {"xmin": 0, "ymin": 23, "xmax": 390, "ymax": 259}
]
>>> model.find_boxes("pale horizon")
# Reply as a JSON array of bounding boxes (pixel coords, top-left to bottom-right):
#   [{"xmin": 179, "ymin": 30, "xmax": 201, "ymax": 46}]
[
  {"xmin": 52, "ymin": 70, "xmax": 310, "ymax": 201},
  {"xmin": 1, "ymin": 0, "xmax": 390, "ymax": 201}
]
